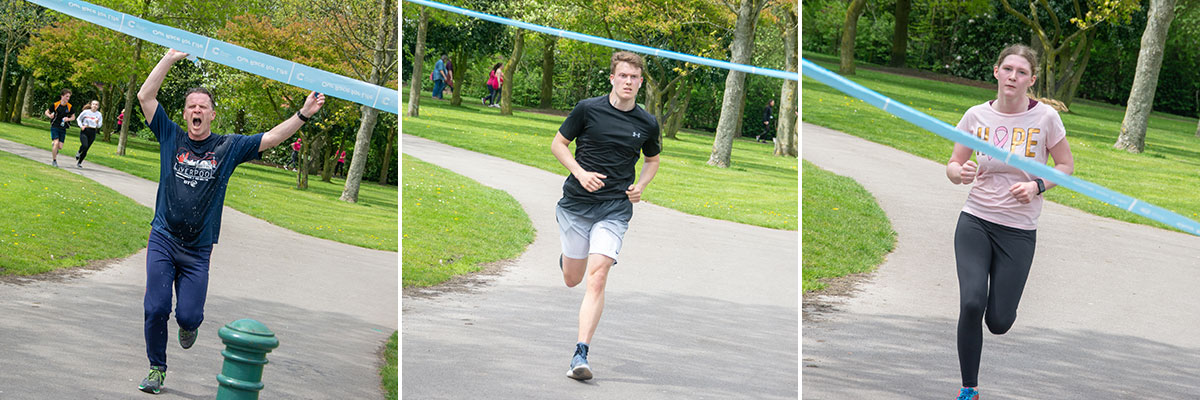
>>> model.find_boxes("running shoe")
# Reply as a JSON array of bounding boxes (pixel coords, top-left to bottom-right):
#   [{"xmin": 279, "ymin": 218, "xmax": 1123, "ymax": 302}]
[
  {"xmin": 566, "ymin": 342, "xmax": 592, "ymax": 380},
  {"xmin": 956, "ymin": 387, "xmax": 979, "ymax": 400},
  {"xmin": 51, "ymin": 159, "xmax": 58, "ymax": 167},
  {"xmin": 138, "ymin": 366, "xmax": 166, "ymax": 394},
  {"xmin": 76, "ymin": 161, "xmax": 83, "ymax": 169},
  {"xmin": 179, "ymin": 328, "xmax": 198, "ymax": 349}
]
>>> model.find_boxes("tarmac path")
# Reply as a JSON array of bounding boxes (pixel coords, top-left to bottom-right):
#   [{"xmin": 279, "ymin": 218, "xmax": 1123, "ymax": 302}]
[
  {"xmin": 801, "ymin": 122, "xmax": 1200, "ymax": 399},
  {"xmin": 401, "ymin": 134, "xmax": 799, "ymax": 399},
  {"xmin": 0, "ymin": 137, "xmax": 397, "ymax": 399}
]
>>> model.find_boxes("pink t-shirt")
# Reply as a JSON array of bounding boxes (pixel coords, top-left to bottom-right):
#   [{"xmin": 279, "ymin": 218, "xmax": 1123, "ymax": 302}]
[
  {"xmin": 955, "ymin": 101, "xmax": 1066, "ymax": 230},
  {"xmin": 292, "ymin": 139, "xmax": 302, "ymax": 151}
]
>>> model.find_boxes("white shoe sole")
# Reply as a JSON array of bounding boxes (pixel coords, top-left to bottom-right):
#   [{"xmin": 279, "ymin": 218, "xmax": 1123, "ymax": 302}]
[{"xmin": 566, "ymin": 364, "xmax": 592, "ymax": 380}]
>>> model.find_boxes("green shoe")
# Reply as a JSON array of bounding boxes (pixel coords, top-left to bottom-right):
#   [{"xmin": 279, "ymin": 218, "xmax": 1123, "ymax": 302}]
[
  {"xmin": 138, "ymin": 366, "xmax": 166, "ymax": 394},
  {"xmin": 179, "ymin": 328, "xmax": 198, "ymax": 349}
]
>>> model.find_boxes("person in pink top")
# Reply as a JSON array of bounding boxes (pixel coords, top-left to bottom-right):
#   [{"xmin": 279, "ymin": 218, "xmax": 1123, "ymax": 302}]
[
  {"xmin": 482, "ymin": 62, "xmax": 504, "ymax": 108},
  {"xmin": 287, "ymin": 137, "xmax": 302, "ymax": 171},
  {"xmin": 945, "ymin": 44, "xmax": 1075, "ymax": 400},
  {"xmin": 334, "ymin": 149, "xmax": 346, "ymax": 177}
]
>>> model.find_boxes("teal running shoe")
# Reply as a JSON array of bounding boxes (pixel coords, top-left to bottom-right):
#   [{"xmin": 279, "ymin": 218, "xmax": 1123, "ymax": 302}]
[
  {"xmin": 138, "ymin": 366, "xmax": 166, "ymax": 394},
  {"xmin": 957, "ymin": 387, "xmax": 979, "ymax": 400}
]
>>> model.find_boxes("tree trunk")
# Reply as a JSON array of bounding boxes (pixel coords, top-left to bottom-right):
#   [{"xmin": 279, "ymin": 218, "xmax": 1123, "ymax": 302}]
[
  {"xmin": 539, "ymin": 36, "xmax": 556, "ymax": 109},
  {"xmin": 838, "ymin": 0, "xmax": 867, "ymax": 75},
  {"xmin": 1115, "ymin": 0, "xmax": 1176, "ymax": 153},
  {"xmin": 118, "ymin": 39, "xmax": 144, "ymax": 155},
  {"xmin": 501, "ymin": 30, "xmax": 524, "ymax": 116},
  {"xmin": 775, "ymin": 4, "xmax": 798, "ymax": 157},
  {"xmin": 341, "ymin": 0, "xmax": 395, "ymax": 203},
  {"xmin": 10, "ymin": 74, "xmax": 28, "ymax": 124},
  {"xmin": 21, "ymin": 76, "xmax": 34, "ymax": 119},
  {"xmin": 707, "ymin": 0, "xmax": 765, "ymax": 167},
  {"xmin": 450, "ymin": 50, "xmax": 462, "ymax": 106},
  {"xmin": 669, "ymin": 83, "xmax": 690, "ymax": 138},
  {"xmin": 378, "ymin": 126, "xmax": 395, "ymax": 184},
  {"xmin": 320, "ymin": 135, "xmax": 335, "ymax": 182},
  {"xmin": 889, "ymin": 0, "xmax": 910, "ymax": 67},
  {"xmin": 0, "ymin": 46, "xmax": 11, "ymax": 123},
  {"xmin": 406, "ymin": 7, "xmax": 430, "ymax": 117}
]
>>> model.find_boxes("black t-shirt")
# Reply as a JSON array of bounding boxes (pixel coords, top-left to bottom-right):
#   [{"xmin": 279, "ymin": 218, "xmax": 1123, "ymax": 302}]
[
  {"xmin": 48, "ymin": 101, "xmax": 73, "ymax": 129},
  {"xmin": 147, "ymin": 104, "xmax": 263, "ymax": 246},
  {"xmin": 558, "ymin": 95, "xmax": 661, "ymax": 204}
]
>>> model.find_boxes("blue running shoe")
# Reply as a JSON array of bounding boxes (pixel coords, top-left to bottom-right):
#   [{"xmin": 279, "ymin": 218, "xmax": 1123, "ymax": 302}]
[
  {"xmin": 956, "ymin": 387, "xmax": 979, "ymax": 400},
  {"xmin": 566, "ymin": 342, "xmax": 592, "ymax": 380}
]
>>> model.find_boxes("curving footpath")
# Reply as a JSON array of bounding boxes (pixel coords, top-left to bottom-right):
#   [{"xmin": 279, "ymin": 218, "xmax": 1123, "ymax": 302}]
[
  {"xmin": 402, "ymin": 135, "xmax": 798, "ymax": 399},
  {"xmin": 802, "ymin": 122, "xmax": 1200, "ymax": 399},
  {"xmin": 0, "ymin": 137, "xmax": 397, "ymax": 399}
]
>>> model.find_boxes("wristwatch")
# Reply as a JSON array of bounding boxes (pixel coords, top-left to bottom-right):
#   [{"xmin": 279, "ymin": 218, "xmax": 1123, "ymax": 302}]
[{"xmin": 1034, "ymin": 178, "xmax": 1045, "ymax": 195}]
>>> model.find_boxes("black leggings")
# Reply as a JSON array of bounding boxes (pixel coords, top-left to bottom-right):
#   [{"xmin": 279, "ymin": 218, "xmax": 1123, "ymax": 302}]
[
  {"xmin": 78, "ymin": 128, "xmax": 97, "ymax": 162},
  {"xmin": 954, "ymin": 211, "xmax": 1036, "ymax": 388}
]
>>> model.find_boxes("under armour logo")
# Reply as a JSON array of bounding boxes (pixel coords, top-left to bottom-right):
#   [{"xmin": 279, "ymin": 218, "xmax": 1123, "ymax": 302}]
[{"xmin": 632, "ymin": 131, "xmax": 642, "ymax": 138}]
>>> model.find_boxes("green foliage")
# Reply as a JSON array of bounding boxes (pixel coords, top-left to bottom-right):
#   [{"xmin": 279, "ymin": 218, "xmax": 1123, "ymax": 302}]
[
  {"xmin": 402, "ymin": 154, "xmax": 534, "ymax": 287},
  {"xmin": 403, "ymin": 90, "xmax": 798, "ymax": 230},
  {"xmin": 0, "ymin": 126, "xmax": 152, "ymax": 274},
  {"xmin": 802, "ymin": 54, "xmax": 1200, "ymax": 234},
  {"xmin": 802, "ymin": 161, "xmax": 895, "ymax": 292}
]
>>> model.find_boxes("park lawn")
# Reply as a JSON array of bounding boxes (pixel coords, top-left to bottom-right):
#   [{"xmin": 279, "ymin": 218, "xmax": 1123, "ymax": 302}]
[
  {"xmin": 0, "ymin": 120, "xmax": 397, "ymax": 251},
  {"xmin": 802, "ymin": 52, "xmax": 1200, "ymax": 233},
  {"xmin": 802, "ymin": 161, "xmax": 896, "ymax": 292},
  {"xmin": 402, "ymin": 92, "xmax": 798, "ymax": 231},
  {"xmin": 0, "ymin": 150, "xmax": 152, "ymax": 274},
  {"xmin": 402, "ymin": 154, "xmax": 534, "ymax": 287},
  {"xmin": 381, "ymin": 331, "xmax": 397, "ymax": 400}
]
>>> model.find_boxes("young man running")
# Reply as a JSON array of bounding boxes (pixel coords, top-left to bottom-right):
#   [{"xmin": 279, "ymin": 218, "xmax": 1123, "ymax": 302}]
[
  {"xmin": 44, "ymin": 89, "xmax": 75, "ymax": 167},
  {"xmin": 134, "ymin": 48, "xmax": 325, "ymax": 394},
  {"xmin": 551, "ymin": 51, "xmax": 661, "ymax": 381}
]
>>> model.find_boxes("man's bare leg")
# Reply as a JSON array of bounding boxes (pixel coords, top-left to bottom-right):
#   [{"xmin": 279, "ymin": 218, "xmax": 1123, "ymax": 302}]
[
  {"xmin": 562, "ymin": 254, "xmax": 587, "ymax": 287},
  {"xmin": 577, "ymin": 254, "xmax": 614, "ymax": 344}
]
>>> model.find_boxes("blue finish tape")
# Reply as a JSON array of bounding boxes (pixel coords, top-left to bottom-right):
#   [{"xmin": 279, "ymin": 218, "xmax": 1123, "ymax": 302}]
[
  {"xmin": 27, "ymin": 0, "xmax": 399, "ymax": 115},
  {"xmin": 801, "ymin": 58, "xmax": 1200, "ymax": 237},
  {"xmin": 403, "ymin": 0, "xmax": 798, "ymax": 82}
]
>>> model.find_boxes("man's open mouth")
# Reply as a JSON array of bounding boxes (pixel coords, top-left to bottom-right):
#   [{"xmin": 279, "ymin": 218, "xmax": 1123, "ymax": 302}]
[{"xmin": 191, "ymin": 118, "xmax": 202, "ymax": 128}]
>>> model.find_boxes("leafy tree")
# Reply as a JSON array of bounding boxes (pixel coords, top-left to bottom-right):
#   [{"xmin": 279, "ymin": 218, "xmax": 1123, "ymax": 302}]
[
  {"xmin": 707, "ymin": 0, "xmax": 771, "ymax": 168},
  {"xmin": 998, "ymin": 0, "xmax": 1141, "ymax": 108},
  {"xmin": 1115, "ymin": 0, "xmax": 1177, "ymax": 153}
]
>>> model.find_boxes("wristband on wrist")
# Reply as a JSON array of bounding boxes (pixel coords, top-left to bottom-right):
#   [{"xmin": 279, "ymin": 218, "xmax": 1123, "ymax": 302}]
[
  {"xmin": 1034, "ymin": 178, "xmax": 1046, "ymax": 195},
  {"xmin": 296, "ymin": 111, "xmax": 310, "ymax": 122}
]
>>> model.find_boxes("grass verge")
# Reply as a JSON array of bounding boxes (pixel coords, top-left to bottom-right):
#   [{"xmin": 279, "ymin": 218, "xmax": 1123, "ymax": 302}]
[
  {"xmin": 402, "ymin": 91, "xmax": 797, "ymax": 230},
  {"xmin": 802, "ymin": 161, "xmax": 896, "ymax": 292},
  {"xmin": 402, "ymin": 154, "xmax": 534, "ymax": 287},
  {"xmin": 0, "ymin": 120, "xmax": 397, "ymax": 251},
  {"xmin": 802, "ymin": 52, "xmax": 1200, "ymax": 233},
  {"xmin": 0, "ymin": 150, "xmax": 152, "ymax": 274},
  {"xmin": 381, "ymin": 331, "xmax": 397, "ymax": 400}
]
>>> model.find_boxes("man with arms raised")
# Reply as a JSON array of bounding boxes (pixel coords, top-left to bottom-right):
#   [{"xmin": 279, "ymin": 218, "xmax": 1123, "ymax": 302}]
[{"xmin": 135, "ymin": 48, "xmax": 324, "ymax": 394}]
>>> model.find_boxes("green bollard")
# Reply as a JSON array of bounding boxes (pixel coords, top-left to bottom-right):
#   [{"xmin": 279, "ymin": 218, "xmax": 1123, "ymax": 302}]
[{"xmin": 215, "ymin": 319, "xmax": 280, "ymax": 400}]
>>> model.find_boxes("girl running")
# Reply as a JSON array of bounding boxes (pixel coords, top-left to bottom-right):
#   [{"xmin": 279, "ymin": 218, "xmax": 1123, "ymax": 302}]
[{"xmin": 945, "ymin": 44, "xmax": 1075, "ymax": 400}]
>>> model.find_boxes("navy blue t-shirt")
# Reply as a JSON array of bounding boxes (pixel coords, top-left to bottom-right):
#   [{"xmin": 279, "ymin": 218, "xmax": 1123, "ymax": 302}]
[
  {"xmin": 558, "ymin": 95, "xmax": 661, "ymax": 204},
  {"xmin": 148, "ymin": 104, "xmax": 262, "ymax": 247}
]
